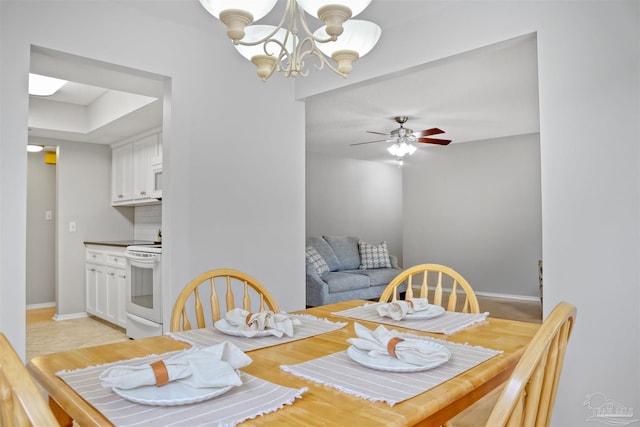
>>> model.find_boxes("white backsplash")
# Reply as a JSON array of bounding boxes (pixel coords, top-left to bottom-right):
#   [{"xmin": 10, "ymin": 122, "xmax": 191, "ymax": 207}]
[{"xmin": 134, "ymin": 204, "xmax": 162, "ymax": 241}]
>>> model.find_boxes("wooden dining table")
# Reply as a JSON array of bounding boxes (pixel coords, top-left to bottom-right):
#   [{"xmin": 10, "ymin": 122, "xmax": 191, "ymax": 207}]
[{"xmin": 27, "ymin": 300, "xmax": 540, "ymax": 427}]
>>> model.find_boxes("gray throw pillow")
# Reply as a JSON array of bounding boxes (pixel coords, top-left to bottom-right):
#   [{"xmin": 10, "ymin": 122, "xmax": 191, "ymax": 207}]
[{"xmin": 324, "ymin": 235, "xmax": 360, "ymax": 270}]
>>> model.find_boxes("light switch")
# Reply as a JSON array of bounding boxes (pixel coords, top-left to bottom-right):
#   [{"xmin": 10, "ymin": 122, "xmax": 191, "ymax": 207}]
[
  {"xmin": 45, "ymin": 211, "xmax": 53, "ymax": 221},
  {"xmin": 69, "ymin": 221, "xmax": 77, "ymax": 232}
]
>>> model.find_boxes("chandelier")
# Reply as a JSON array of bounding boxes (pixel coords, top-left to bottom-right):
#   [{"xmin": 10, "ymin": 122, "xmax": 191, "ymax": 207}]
[{"xmin": 198, "ymin": 0, "xmax": 381, "ymax": 81}]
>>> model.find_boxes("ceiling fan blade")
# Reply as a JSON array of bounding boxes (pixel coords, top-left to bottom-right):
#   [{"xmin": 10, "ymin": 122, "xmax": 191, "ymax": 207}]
[
  {"xmin": 366, "ymin": 130, "xmax": 389, "ymax": 136},
  {"xmin": 414, "ymin": 128, "xmax": 444, "ymax": 137},
  {"xmin": 417, "ymin": 137, "xmax": 452, "ymax": 146},
  {"xmin": 350, "ymin": 139, "xmax": 388, "ymax": 146}
]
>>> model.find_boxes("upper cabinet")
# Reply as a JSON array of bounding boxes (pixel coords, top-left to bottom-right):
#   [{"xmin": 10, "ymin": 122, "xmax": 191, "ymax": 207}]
[{"xmin": 111, "ymin": 131, "xmax": 162, "ymax": 206}]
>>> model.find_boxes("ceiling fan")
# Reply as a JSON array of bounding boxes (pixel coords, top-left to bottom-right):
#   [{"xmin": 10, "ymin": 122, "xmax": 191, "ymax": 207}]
[{"xmin": 350, "ymin": 116, "xmax": 452, "ymax": 155}]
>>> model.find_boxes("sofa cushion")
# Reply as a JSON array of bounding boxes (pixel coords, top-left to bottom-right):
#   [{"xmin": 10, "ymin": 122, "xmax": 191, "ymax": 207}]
[
  {"xmin": 352, "ymin": 268, "xmax": 401, "ymax": 288},
  {"xmin": 323, "ymin": 235, "xmax": 360, "ymax": 270},
  {"xmin": 307, "ymin": 236, "xmax": 340, "ymax": 272},
  {"xmin": 323, "ymin": 271, "xmax": 371, "ymax": 293},
  {"xmin": 358, "ymin": 240, "xmax": 392, "ymax": 269},
  {"xmin": 305, "ymin": 245, "xmax": 329, "ymax": 275}
]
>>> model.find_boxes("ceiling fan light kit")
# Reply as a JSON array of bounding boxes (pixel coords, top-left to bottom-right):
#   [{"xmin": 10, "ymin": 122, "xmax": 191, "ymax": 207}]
[
  {"xmin": 198, "ymin": 0, "xmax": 381, "ymax": 81},
  {"xmin": 351, "ymin": 116, "xmax": 452, "ymax": 164}
]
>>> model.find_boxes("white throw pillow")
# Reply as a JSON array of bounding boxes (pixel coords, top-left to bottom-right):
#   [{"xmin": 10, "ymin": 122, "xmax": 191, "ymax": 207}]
[
  {"xmin": 358, "ymin": 241, "xmax": 392, "ymax": 270},
  {"xmin": 306, "ymin": 245, "xmax": 330, "ymax": 275}
]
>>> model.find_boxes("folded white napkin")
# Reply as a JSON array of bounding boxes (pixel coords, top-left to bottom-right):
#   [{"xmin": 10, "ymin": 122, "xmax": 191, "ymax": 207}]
[
  {"xmin": 348, "ymin": 322, "xmax": 450, "ymax": 366},
  {"xmin": 224, "ymin": 308, "xmax": 301, "ymax": 338},
  {"xmin": 377, "ymin": 298, "xmax": 431, "ymax": 320},
  {"xmin": 99, "ymin": 343, "xmax": 251, "ymax": 390}
]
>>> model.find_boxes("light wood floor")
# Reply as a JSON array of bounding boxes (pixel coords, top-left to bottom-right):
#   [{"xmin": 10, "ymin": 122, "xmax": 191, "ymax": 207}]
[{"xmin": 26, "ymin": 296, "xmax": 541, "ymax": 426}]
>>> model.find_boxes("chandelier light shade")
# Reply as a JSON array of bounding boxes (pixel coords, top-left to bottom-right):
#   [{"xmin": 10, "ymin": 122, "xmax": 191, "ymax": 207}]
[
  {"xmin": 198, "ymin": 0, "xmax": 381, "ymax": 81},
  {"xmin": 314, "ymin": 20, "xmax": 381, "ymax": 74},
  {"xmin": 387, "ymin": 141, "xmax": 417, "ymax": 158}
]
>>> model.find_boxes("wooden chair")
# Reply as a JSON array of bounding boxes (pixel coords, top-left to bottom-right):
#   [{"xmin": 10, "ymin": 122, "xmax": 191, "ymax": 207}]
[
  {"xmin": 485, "ymin": 301, "xmax": 577, "ymax": 427},
  {"xmin": 0, "ymin": 333, "xmax": 59, "ymax": 426},
  {"xmin": 379, "ymin": 263, "xmax": 480, "ymax": 313},
  {"xmin": 170, "ymin": 268, "xmax": 280, "ymax": 332}
]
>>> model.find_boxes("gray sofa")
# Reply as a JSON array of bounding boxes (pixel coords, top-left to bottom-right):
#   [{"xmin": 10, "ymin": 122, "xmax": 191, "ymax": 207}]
[{"xmin": 305, "ymin": 235, "xmax": 402, "ymax": 307}]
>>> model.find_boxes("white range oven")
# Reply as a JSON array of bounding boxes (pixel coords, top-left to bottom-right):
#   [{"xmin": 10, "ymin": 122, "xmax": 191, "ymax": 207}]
[{"xmin": 125, "ymin": 244, "xmax": 162, "ymax": 339}]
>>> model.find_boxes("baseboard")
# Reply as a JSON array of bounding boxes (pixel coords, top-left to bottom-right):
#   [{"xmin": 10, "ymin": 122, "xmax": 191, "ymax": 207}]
[
  {"xmin": 26, "ymin": 302, "xmax": 56, "ymax": 310},
  {"xmin": 474, "ymin": 290, "xmax": 540, "ymax": 302},
  {"xmin": 53, "ymin": 312, "xmax": 88, "ymax": 321},
  {"xmin": 409, "ymin": 286, "xmax": 540, "ymax": 302}
]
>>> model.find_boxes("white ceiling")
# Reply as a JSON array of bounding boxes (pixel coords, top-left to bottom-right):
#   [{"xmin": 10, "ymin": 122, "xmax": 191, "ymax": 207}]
[
  {"xmin": 305, "ymin": 33, "xmax": 540, "ymax": 165},
  {"xmin": 28, "ymin": 46, "xmax": 165, "ymax": 145},
  {"xmin": 28, "ymin": 2, "xmax": 540, "ymax": 164}
]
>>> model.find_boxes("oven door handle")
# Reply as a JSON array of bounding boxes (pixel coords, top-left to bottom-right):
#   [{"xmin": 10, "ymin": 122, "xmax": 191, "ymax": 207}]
[{"xmin": 126, "ymin": 312, "xmax": 162, "ymax": 328}]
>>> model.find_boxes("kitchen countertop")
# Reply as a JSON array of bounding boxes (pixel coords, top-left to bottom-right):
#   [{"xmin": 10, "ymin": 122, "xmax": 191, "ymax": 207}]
[{"xmin": 84, "ymin": 240, "xmax": 156, "ymax": 248}]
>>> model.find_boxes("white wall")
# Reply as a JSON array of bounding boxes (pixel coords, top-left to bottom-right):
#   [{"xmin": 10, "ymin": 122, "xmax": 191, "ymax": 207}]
[
  {"xmin": 403, "ymin": 134, "xmax": 541, "ymax": 297},
  {"xmin": 55, "ymin": 140, "xmax": 134, "ymax": 316},
  {"xmin": 0, "ymin": 0, "xmax": 305, "ymax": 358},
  {"xmin": 296, "ymin": 1, "xmax": 640, "ymax": 425},
  {"xmin": 26, "ymin": 150, "xmax": 56, "ymax": 306},
  {"xmin": 306, "ymin": 152, "xmax": 403, "ymax": 263}
]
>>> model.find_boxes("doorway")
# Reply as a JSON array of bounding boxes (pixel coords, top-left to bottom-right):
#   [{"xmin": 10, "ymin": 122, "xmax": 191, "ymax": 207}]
[{"xmin": 26, "ymin": 45, "xmax": 167, "ymax": 321}]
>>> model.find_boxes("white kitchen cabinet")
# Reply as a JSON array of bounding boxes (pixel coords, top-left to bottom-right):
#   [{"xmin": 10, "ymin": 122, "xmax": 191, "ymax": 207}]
[
  {"xmin": 111, "ymin": 143, "xmax": 134, "ymax": 204},
  {"xmin": 105, "ymin": 252, "xmax": 127, "ymax": 328},
  {"xmin": 85, "ymin": 261, "xmax": 105, "ymax": 317},
  {"xmin": 85, "ymin": 247, "xmax": 127, "ymax": 328},
  {"xmin": 111, "ymin": 132, "xmax": 162, "ymax": 206}
]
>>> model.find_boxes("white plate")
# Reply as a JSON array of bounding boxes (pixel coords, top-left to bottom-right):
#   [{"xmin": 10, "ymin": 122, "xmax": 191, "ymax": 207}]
[
  {"xmin": 113, "ymin": 382, "xmax": 233, "ymax": 406},
  {"xmin": 405, "ymin": 305, "xmax": 445, "ymax": 320},
  {"xmin": 347, "ymin": 342, "xmax": 451, "ymax": 372},
  {"xmin": 214, "ymin": 319, "xmax": 272, "ymax": 337}
]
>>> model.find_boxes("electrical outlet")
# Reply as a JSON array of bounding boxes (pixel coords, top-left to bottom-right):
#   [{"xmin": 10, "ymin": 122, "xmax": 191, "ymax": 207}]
[
  {"xmin": 45, "ymin": 211, "xmax": 53, "ymax": 221},
  {"xmin": 69, "ymin": 221, "xmax": 77, "ymax": 232}
]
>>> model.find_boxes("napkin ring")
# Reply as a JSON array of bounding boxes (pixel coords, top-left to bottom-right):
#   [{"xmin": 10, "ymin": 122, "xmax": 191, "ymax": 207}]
[
  {"xmin": 245, "ymin": 313, "xmax": 254, "ymax": 326},
  {"xmin": 150, "ymin": 360, "xmax": 169, "ymax": 387},
  {"xmin": 387, "ymin": 337, "xmax": 405, "ymax": 359},
  {"xmin": 406, "ymin": 300, "xmax": 414, "ymax": 309}
]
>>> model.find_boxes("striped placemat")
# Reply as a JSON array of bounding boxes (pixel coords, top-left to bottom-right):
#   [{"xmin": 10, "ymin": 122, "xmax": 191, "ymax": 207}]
[
  {"xmin": 167, "ymin": 314, "xmax": 347, "ymax": 351},
  {"xmin": 332, "ymin": 302, "xmax": 489, "ymax": 334},
  {"xmin": 281, "ymin": 333, "xmax": 501, "ymax": 406},
  {"xmin": 57, "ymin": 350, "xmax": 306, "ymax": 427}
]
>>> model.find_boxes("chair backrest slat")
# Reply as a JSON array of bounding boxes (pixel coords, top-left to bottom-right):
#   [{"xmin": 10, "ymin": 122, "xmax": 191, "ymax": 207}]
[
  {"xmin": 210, "ymin": 278, "xmax": 220, "ymax": 322},
  {"xmin": 194, "ymin": 287, "xmax": 205, "ymax": 329},
  {"xmin": 225, "ymin": 276, "xmax": 234, "ymax": 313}
]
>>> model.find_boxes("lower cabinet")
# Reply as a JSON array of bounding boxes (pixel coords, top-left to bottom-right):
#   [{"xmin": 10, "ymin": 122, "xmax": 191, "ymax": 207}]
[
  {"xmin": 85, "ymin": 247, "xmax": 127, "ymax": 328},
  {"xmin": 105, "ymin": 266, "xmax": 127, "ymax": 327},
  {"xmin": 85, "ymin": 262, "xmax": 104, "ymax": 317}
]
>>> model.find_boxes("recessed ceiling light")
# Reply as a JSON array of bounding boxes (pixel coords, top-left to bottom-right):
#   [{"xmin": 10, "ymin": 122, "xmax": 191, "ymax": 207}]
[
  {"xmin": 27, "ymin": 144, "xmax": 44, "ymax": 152},
  {"xmin": 28, "ymin": 73, "xmax": 67, "ymax": 96}
]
